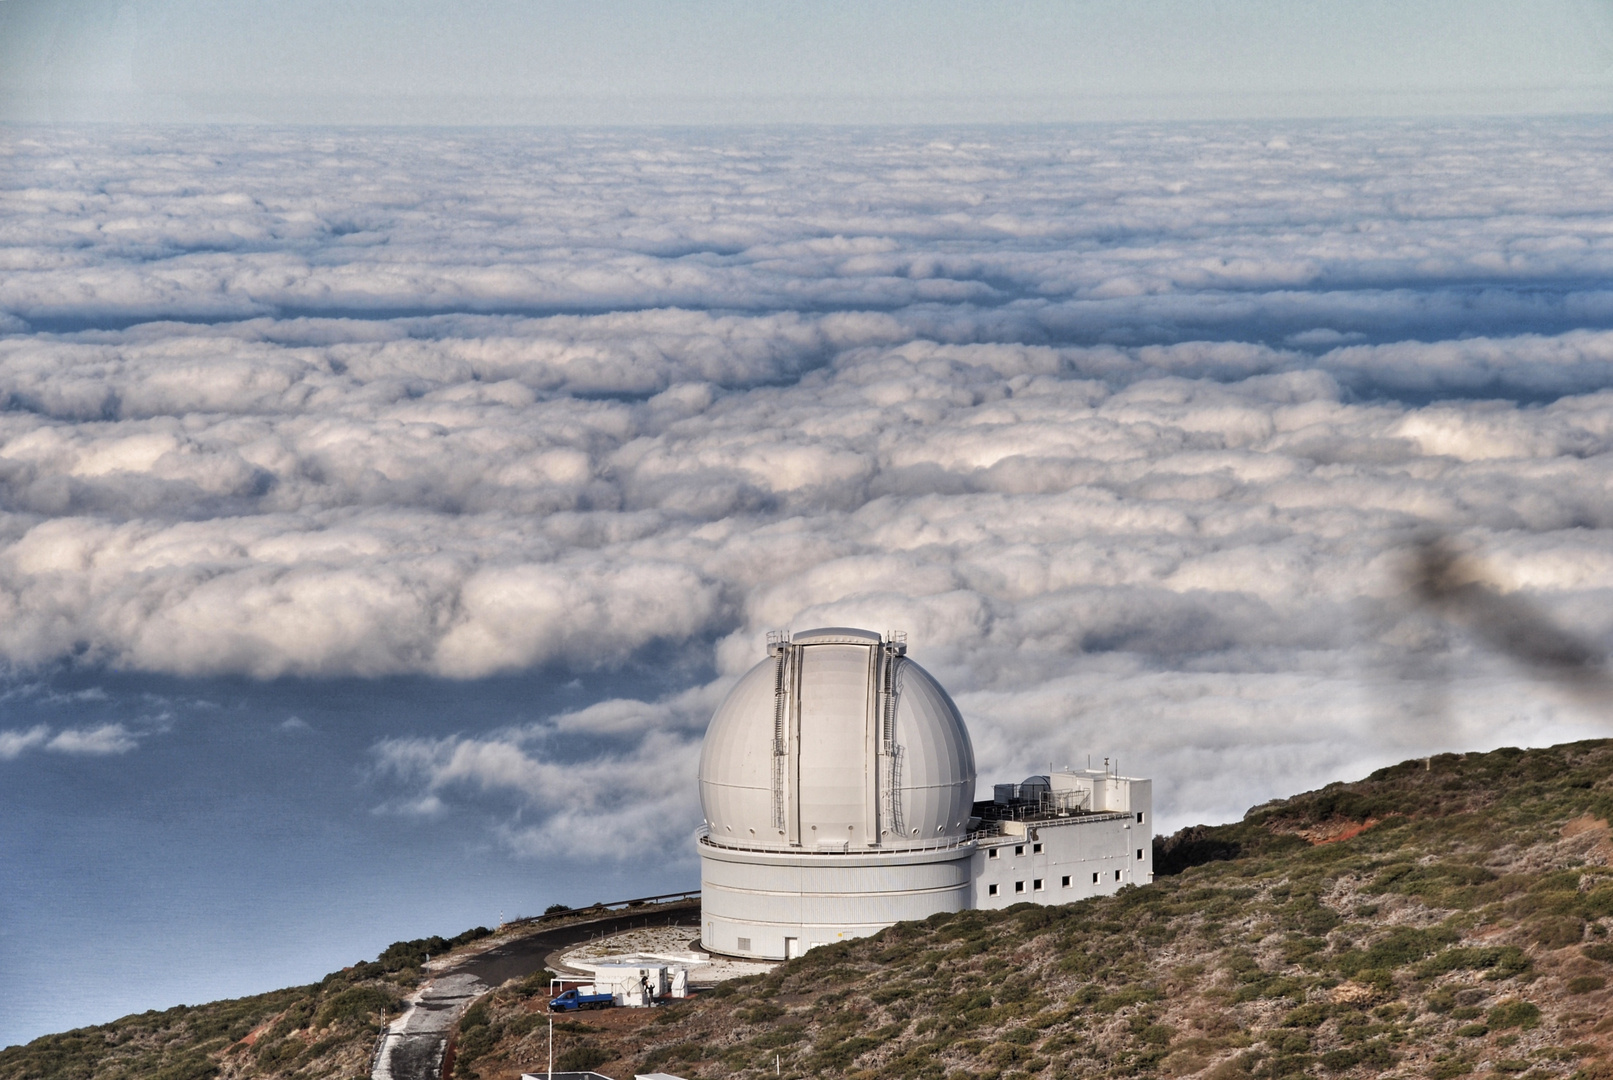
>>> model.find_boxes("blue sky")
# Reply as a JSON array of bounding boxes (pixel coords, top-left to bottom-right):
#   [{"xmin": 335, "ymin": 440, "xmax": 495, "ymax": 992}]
[
  {"xmin": 6, "ymin": 1, "xmax": 1613, "ymax": 1053},
  {"xmin": 4, "ymin": 0, "xmax": 1613, "ymax": 123}
]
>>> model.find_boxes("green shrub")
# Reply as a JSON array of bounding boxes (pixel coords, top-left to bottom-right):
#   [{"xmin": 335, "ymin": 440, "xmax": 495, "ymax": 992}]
[
  {"xmin": 265, "ymin": 999, "xmax": 315, "ymax": 1040},
  {"xmin": 1266, "ymin": 1030, "xmax": 1311, "ymax": 1055},
  {"xmin": 1335, "ymin": 926, "xmax": 1459, "ymax": 976},
  {"xmin": 1280, "ymin": 937, "xmax": 1327, "ymax": 964},
  {"xmin": 297, "ymin": 1035, "xmax": 348, "ymax": 1064},
  {"xmin": 1137, "ymin": 1023, "xmax": 1175, "ymax": 1047},
  {"xmin": 811, "ymin": 1035, "xmax": 879, "ymax": 1070},
  {"xmin": 1093, "ymin": 986, "xmax": 1162, "ymax": 1013},
  {"xmin": 254, "ymin": 1038, "xmax": 300, "ymax": 1067},
  {"xmin": 318, "ymin": 986, "xmax": 401, "ymax": 1028},
  {"xmin": 1277, "ymin": 898, "xmax": 1341, "ymax": 936},
  {"xmin": 1280, "ymin": 1004, "xmax": 1329, "ymax": 1028},
  {"xmin": 1487, "ymin": 1001, "xmax": 1541, "ymax": 1031},
  {"xmin": 751, "ymin": 1025, "xmax": 806, "ymax": 1049},
  {"xmin": 1567, "ymin": 976, "xmax": 1607, "ymax": 994},
  {"xmin": 1529, "ymin": 916, "xmax": 1585, "ymax": 949},
  {"xmin": 455, "ymin": 1024, "xmax": 497, "ymax": 1063},
  {"xmin": 1319, "ymin": 1048, "xmax": 1359, "ymax": 1071},
  {"xmin": 557, "ymin": 1044, "xmax": 611, "ymax": 1071},
  {"xmin": 461, "ymin": 1001, "xmax": 490, "ymax": 1030},
  {"xmin": 739, "ymin": 1002, "xmax": 785, "ymax": 1023},
  {"xmin": 1418, "ymin": 946, "xmax": 1531, "ymax": 979},
  {"xmin": 1356, "ymin": 1041, "xmax": 1396, "ymax": 1069},
  {"xmin": 149, "ymin": 1055, "xmax": 220, "ymax": 1080},
  {"xmin": 1426, "ymin": 987, "xmax": 1457, "ymax": 1013}
]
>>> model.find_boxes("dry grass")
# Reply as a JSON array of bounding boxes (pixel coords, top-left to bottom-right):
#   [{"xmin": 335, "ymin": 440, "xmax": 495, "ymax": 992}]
[{"xmin": 11, "ymin": 740, "xmax": 1613, "ymax": 1080}]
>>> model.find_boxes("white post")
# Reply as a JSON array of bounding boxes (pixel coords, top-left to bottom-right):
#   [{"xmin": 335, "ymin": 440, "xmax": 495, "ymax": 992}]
[{"xmin": 547, "ymin": 1014, "xmax": 553, "ymax": 1080}]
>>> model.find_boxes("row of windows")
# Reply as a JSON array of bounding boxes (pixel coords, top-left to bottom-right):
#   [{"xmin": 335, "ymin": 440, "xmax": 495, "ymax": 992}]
[
  {"xmin": 986, "ymin": 867, "xmax": 1128, "ymax": 897},
  {"xmin": 987, "ymin": 846, "xmax": 1148, "ymax": 862}
]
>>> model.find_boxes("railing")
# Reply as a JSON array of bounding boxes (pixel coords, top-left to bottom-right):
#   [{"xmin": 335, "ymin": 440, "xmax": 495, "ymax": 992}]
[
  {"xmin": 995, "ymin": 810, "xmax": 1135, "ymax": 827},
  {"xmin": 979, "ymin": 802, "xmax": 1136, "ymax": 824},
  {"xmin": 699, "ymin": 810, "xmax": 1137, "ymax": 857},
  {"xmin": 698, "ymin": 826, "xmax": 994, "ymax": 856},
  {"xmin": 506, "ymin": 889, "xmax": 701, "ymax": 927}
]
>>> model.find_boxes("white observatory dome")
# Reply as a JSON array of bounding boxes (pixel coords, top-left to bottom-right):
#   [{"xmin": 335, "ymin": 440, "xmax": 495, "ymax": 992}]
[
  {"xmin": 699, "ymin": 627, "xmax": 976, "ymax": 851},
  {"xmin": 697, "ymin": 628, "xmax": 979, "ymax": 961}
]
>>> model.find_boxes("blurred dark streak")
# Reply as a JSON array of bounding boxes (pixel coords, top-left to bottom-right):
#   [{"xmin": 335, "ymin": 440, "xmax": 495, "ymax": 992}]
[{"xmin": 1402, "ymin": 533, "xmax": 1613, "ymax": 711}]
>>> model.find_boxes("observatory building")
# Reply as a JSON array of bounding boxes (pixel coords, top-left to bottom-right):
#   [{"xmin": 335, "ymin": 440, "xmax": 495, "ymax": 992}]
[{"xmin": 697, "ymin": 627, "xmax": 1151, "ymax": 961}]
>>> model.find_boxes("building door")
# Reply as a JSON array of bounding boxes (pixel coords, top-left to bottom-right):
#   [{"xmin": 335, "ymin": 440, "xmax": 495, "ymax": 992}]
[{"xmin": 784, "ymin": 937, "xmax": 802, "ymax": 958}]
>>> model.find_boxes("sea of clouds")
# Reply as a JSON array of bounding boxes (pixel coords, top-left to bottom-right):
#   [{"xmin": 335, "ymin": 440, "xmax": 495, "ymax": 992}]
[{"xmin": 4, "ymin": 120, "xmax": 1613, "ymax": 854}]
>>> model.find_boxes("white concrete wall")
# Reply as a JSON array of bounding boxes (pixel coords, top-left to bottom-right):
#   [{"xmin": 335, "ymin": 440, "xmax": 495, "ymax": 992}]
[
  {"xmin": 970, "ymin": 776, "xmax": 1153, "ymax": 910},
  {"xmin": 699, "ymin": 840, "xmax": 975, "ymax": 960}
]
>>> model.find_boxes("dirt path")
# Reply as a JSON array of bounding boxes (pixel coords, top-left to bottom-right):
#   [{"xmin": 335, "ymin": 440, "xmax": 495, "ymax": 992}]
[{"xmin": 372, "ymin": 902, "xmax": 700, "ymax": 1080}]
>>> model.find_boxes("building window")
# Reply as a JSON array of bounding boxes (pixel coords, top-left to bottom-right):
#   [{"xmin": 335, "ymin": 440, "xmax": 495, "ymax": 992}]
[
  {"xmin": 1091, "ymin": 872, "xmax": 1099, "ymax": 884},
  {"xmin": 988, "ymin": 848, "xmax": 999, "ymax": 859},
  {"xmin": 1014, "ymin": 845, "xmax": 1024, "ymax": 856},
  {"xmin": 1137, "ymin": 848, "xmax": 1144, "ymax": 860},
  {"xmin": 737, "ymin": 937, "xmax": 751, "ymax": 951},
  {"xmin": 1061, "ymin": 875, "xmax": 1071, "ymax": 887},
  {"xmin": 1032, "ymin": 842, "xmax": 1043, "ymax": 854},
  {"xmin": 1033, "ymin": 879, "xmax": 1043, "ymax": 891},
  {"xmin": 1014, "ymin": 881, "xmax": 1025, "ymax": 894},
  {"xmin": 1114, "ymin": 869, "xmax": 1122, "ymax": 881},
  {"xmin": 1136, "ymin": 812, "xmax": 1145, "ymax": 824},
  {"xmin": 988, "ymin": 884, "xmax": 998, "ymax": 897}
]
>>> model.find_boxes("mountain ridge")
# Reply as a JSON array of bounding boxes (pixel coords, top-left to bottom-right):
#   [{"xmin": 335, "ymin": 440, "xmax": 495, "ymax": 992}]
[{"xmin": 8, "ymin": 739, "xmax": 1613, "ymax": 1080}]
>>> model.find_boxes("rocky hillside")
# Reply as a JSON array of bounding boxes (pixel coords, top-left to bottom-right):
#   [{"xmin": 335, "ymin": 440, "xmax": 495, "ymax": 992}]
[
  {"xmin": 457, "ymin": 740, "xmax": 1613, "ymax": 1080},
  {"xmin": 8, "ymin": 739, "xmax": 1613, "ymax": 1080},
  {"xmin": 0, "ymin": 927, "xmax": 493, "ymax": 1080}
]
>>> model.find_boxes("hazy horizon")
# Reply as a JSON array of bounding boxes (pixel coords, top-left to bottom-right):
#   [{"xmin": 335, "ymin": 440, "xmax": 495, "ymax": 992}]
[{"xmin": 5, "ymin": 0, "xmax": 1613, "ymax": 124}]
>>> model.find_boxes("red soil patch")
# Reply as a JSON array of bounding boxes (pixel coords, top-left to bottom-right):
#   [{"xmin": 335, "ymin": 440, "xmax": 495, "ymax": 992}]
[
  {"xmin": 236, "ymin": 1021, "xmax": 273, "ymax": 1049},
  {"xmin": 1297, "ymin": 818, "xmax": 1381, "ymax": 845}
]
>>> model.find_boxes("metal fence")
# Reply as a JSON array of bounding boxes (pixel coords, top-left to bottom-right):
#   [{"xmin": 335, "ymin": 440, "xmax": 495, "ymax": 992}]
[{"xmin": 506, "ymin": 889, "xmax": 701, "ymax": 927}]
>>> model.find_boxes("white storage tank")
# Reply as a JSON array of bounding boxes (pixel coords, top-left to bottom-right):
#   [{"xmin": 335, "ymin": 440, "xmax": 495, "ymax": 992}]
[{"xmin": 698, "ymin": 628, "xmax": 978, "ymax": 959}]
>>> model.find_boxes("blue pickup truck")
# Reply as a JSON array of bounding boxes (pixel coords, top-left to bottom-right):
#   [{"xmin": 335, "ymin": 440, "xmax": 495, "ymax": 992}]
[{"xmin": 548, "ymin": 988, "xmax": 615, "ymax": 1012}]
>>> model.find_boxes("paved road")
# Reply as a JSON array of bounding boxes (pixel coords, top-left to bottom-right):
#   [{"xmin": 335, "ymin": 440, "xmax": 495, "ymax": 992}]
[
  {"xmin": 374, "ymin": 973, "xmax": 487, "ymax": 1080},
  {"xmin": 372, "ymin": 901, "xmax": 701, "ymax": 1080},
  {"xmin": 458, "ymin": 901, "xmax": 701, "ymax": 985}
]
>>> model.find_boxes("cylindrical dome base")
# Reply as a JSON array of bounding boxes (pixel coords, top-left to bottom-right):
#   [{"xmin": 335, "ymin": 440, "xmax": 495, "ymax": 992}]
[{"xmin": 698, "ymin": 837, "xmax": 976, "ymax": 960}]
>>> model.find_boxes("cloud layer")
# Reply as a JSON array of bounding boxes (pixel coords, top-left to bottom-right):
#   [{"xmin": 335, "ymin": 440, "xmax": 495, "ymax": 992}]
[{"xmin": 5, "ymin": 121, "xmax": 1613, "ymax": 839}]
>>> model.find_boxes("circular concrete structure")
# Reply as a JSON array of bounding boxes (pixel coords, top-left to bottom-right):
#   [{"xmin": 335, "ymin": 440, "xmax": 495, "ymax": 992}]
[{"xmin": 697, "ymin": 627, "xmax": 977, "ymax": 960}]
